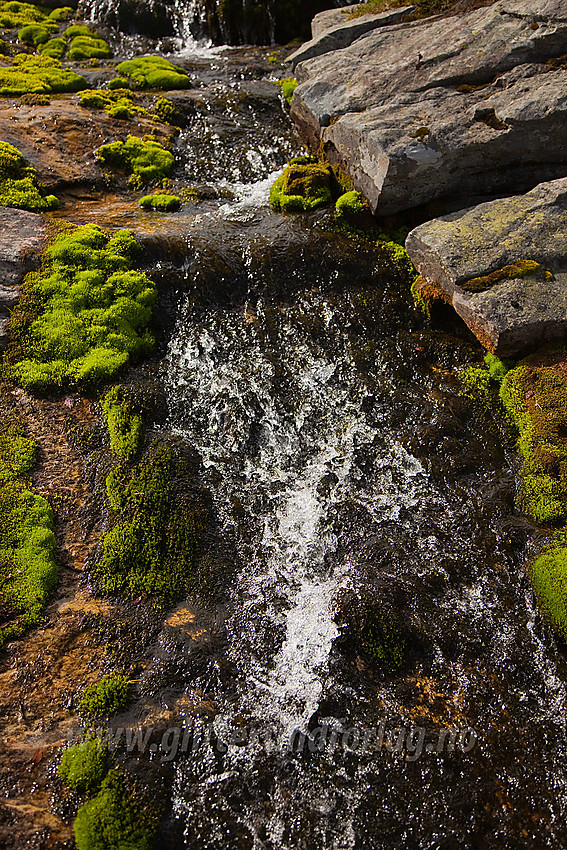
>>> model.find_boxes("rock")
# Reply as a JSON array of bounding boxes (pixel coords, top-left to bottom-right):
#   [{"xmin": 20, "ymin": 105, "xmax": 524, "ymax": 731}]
[
  {"xmin": 311, "ymin": 4, "xmax": 359, "ymax": 39},
  {"xmin": 0, "ymin": 99, "xmax": 171, "ymax": 192},
  {"xmin": 0, "ymin": 208, "xmax": 48, "ymax": 348},
  {"xmin": 291, "ymin": 0, "xmax": 567, "ymax": 215},
  {"xmin": 287, "ymin": 5, "xmax": 416, "ymax": 70},
  {"xmin": 405, "ymin": 178, "xmax": 567, "ymax": 355}
]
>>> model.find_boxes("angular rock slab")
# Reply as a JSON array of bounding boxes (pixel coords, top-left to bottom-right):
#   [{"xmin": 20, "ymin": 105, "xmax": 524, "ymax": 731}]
[
  {"xmin": 287, "ymin": 5, "xmax": 415, "ymax": 70},
  {"xmin": 291, "ymin": 0, "xmax": 567, "ymax": 214},
  {"xmin": 0, "ymin": 207, "xmax": 47, "ymax": 348},
  {"xmin": 405, "ymin": 178, "xmax": 567, "ymax": 355}
]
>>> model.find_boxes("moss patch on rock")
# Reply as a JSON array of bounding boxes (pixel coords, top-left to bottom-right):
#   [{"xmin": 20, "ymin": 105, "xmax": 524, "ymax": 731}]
[
  {"xmin": 67, "ymin": 35, "xmax": 112, "ymax": 60},
  {"xmin": 139, "ymin": 193, "xmax": 180, "ymax": 211},
  {"xmin": 0, "ymin": 53, "xmax": 87, "ymax": 96},
  {"xmin": 101, "ymin": 385, "xmax": 143, "ymax": 461},
  {"xmin": 0, "ymin": 139, "xmax": 58, "ymax": 210},
  {"xmin": 461, "ymin": 259, "xmax": 543, "ymax": 293},
  {"xmin": 74, "ymin": 769, "xmax": 158, "ymax": 850},
  {"xmin": 0, "ymin": 1, "xmax": 54, "ymax": 30},
  {"xmin": 277, "ymin": 77, "xmax": 297, "ymax": 105},
  {"xmin": 58, "ymin": 738, "xmax": 109, "ymax": 794},
  {"xmin": 4, "ymin": 224, "xmax": 156, "ymax": 391},
  {"xmin": 97, "ymin": 135, "xmax": 174, "ymax": 188},
  {"xmin": 500, "ymin": 350, "xmax": 567, "ymax": 523},
  {"xmin": 79, "ymin": 88, "xmax": 152, "ymax": 121},
  {"xmin": 113, "ymin": 56, "xmax": 190, "ymax": 91},
  {"xmin": 90, "ymin": 442, "xmax": 203, "ymax": 604},
  {"xmin": 79, "ymin": 671, "xmax": 131, "ymax": 717},
  {"xmin": 270, "ymin": 156, "xmax": 332, "ymax": 212},
  {"xmin": 530, "ymin": 539, "xmax": 567, "ymax": 639},
  {"xmin": 0, "ymin": 423, "xmax": 57, "ymax": 649}
]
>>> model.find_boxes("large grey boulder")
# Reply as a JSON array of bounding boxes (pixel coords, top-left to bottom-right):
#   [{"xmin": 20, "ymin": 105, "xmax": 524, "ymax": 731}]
[
  {"xmin": 405, "ymin": 178, "xmax": 567, "ymax": 355},
  {"xmin": 0, "ymin": 207, "xmax": 47, "ymax": 348},
  {"xmin": 287, "ymin": 5, "xmax": 416, "ymax": 70},
  {"xmin": 291, "ymin": 0, "xmax": 567, "ymax": 215}
]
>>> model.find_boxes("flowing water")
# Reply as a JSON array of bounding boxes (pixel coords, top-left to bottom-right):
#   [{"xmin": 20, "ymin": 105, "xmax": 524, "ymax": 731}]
[{"xmin": 65, "ymin": 13, "xmax": 567, "ymax": 847}]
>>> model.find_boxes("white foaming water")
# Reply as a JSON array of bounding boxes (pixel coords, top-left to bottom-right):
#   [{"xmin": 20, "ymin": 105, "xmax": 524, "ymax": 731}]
[{"xmin": 166, "ymin": 295, "xmax": 428, "ymax": 736}]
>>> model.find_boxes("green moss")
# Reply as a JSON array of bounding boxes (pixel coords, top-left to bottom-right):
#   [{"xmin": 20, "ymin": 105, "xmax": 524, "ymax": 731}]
[
  {"xmin": 0, "ymin": 423, "xmax": 57, "ymax": 649},
  {"xmin": 0, "ymin": 1, "xmax": 53, "ymax": 29},
  {"xmin": 79, "ymin": 89, "xmax": 151, "ymax": 122},
  {"xmin": 67, "ymin": 35, "xmax": 112, "ymax": 61},
  {"xmin": 114, "ymin": 56, "xmax": 190, "ymax": 90},
  {"xmin": 101, "ymin": 386, "xmax": 143, "ymax": 461},
  {"xmin": 91, "ymin": 442, "xmax": 203, "ymax": 604},
  {"xmin": 139, "ymin": 193, "xmax": 180, "ymax": 211},
  {"xmin": 48, "ymin": 6, "xmax": 73, "ymax": 22},
  {"xmin": 277, "ymin": 77, "xmax": 297, "ymax": 105},
  {"xmin": 0, "ymin": 139, "xmax": 59, "ymax": 211},
  {"xmin": 18, "ymin": 23, "xmax": 50, "ymax": 45},
  {"xmin": 0, "ymin": 53, "xmax": 87, "ymax": 96},
  {"xmin": 63, "ymin": 24, "xmax": 94, "ymax": 37},
  {"xmin": 350, "ymin": 605, "xmax": 406, "ymax": 670},
  {"xmin": 79, "ymin": 671, "xmax": 131, "ymax": 717},
  {"xmin": 58, "ymin": 738, "xmax": 109, "ymax": 794},
  {"xmin": 4, "ymin": 224, "xmax": 156, "ymax": 391},
  {"xmin": 500, "ymin": 356, "xmax": 567, "ymax": 523},
  {"xmin": 462, "ymin": 259, "xmax": 541, "ymax": 293},
  {"xmin": 97, "ymin": 135, "xmax": 174, "ymax": 187},
  {"xmin": 154, "ymin": 96, "xmax": 179, "ymax": 124},
  {"xmin": 484, "ymin": 352, "xmax": 509, "ymax": 381},
  {"xmin": 335, "ymin": 190, "xmax": 366, "ymax": 218},
  {"xmin": 39, "ymin": 36, "xmax": 66, "ymax": 59},
  {"xmin": 270, "ymin": 157, "xmax": 332, "ymax": 213},
  {"xmin": 531, "ymin": 544, "xmax": 567, "ymax": 638},
  {"xmin": 74, "ymin": 769, "xmax": 158, "ymax": 850}
]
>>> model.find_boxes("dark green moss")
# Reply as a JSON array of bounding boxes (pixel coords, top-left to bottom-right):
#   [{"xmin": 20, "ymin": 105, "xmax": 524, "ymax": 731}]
[
  {"xmin": 97, "ymin": 135, "xmax": 174, "ymax": 187},
  {"xmin": 139, "ymin": 193, "xmax": 181, "ymax": 211},
  {"xmin": 154, "ymin": 96, "xmax": 180, "ymax": 124},
  {"xmin": 348, "ymin": 604, "xmax": 406, "ymax": 670},
  {"xmin": 0, "ymin": 140, "xmax": 58, "ymax": 211},
  {"xmin": 101, "ymin": 386, "xmax": 143, "ymax": 461},
  {"xmin": 48, "ymin": 6, "xmax": 73, "ymax": 22},
  {"xmin": 0, "ymin": 54, "xmax": 87, "ymax": 96},
  {"xmin": 79, "ymin": 672, "xmax": 131, "ymax": 717},
  {"xmin": 58, "ymin": 738, "xmax": 109, "ymax": 794},
  {"xmin": 0, "ymin": 423, "xmax": 57, "ymax": 649},
  {"xmin": 114, "ymin": 56, "xmax": 190, "ymax": 91},
  {"xmin": 0, "ymin": 1, "xmax": 55, "ymax": 29},
  {"xmin": 91, "ymin": 442, "xmax": 203, "ymax": 604},
  {"xmin": 4, "ymin": 224, "xmax": 156, "ymax": 391},
  {"xmin": 18, "ymin": 23, "xmax": 51, "ymax": 45},
  {"xmin": 39, "ymin": 37, "xmax": 66, "ymax": 59},
  {"xmin": 74, "ymin": 769, "xmax": 158, "ymax": 850}
]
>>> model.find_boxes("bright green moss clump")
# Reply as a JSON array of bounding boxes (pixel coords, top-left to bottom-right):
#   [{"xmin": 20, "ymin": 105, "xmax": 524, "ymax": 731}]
[
  {"xmin": 277, "ymin": 77, "xmax": 297, "ymax": 105},
  {"xmin": 79, "ymin": 672, "xmax": 131, "ymax": 717},
  {"xmin": 74, "ymin": 769, "xmax": 158, "ymax": 850},
  {"xmin": 101, "ymin": 386, "xmax": 143, "ymax": 461},
  {"xmin": 48, "ymin": 6, "xmax": 73, "ymax": 22},
  {"xmin": 39, "ymin": 37, "xmax": 66, "ymax": 59},
  {"xmin": 18, "ymin": 23, "xmax": 52, "ymax": 45},
  {"xmin": 79, "ymin": 88, "xmax": 151, "ymax": 121},
  {"xmin": 0, "ymin": 54, "xmax": 87, "ymax": 96},
  {"xmin": 114, "ymin": 56, "xmax": 190, "ymax": 90},
  {"xmin": 500, "ymin": 354, "xmax": 567, "ymax": 523},
  {"xmin": 139, "ymin": 193, "xmax": 180, "ymax": 211},
  {"xmin": 97, "ymin": 135, "xmax": 174, "ymax": 187},
  {"xmin": 270, "ymin": 157, "xmax": 332, "ymax": 212},
  {"xmin": 335, "ymin": 190, "xmax": 366, "ymax": 218},
  {"xmin": 0, "ymin": 423, "xmax": 57, "ymax": 649},
  {"xmin": 531, "ymin": 543, "xmax": 567, "ymax": 638},
  {"xmin": 0, "ymin": 140, "xmax": 58, "ymax": 210},
  {"xmin": 91, "ymin": 442, "xmax": 202, "ymax": 603},
  {"xmin": 58, "ymin": 738, "xmax": 109, "ymax": 794},
  {"xmin": 0, "ymin": 1, "xmax": 51, "ymax": 29},
  {"xmin": 5, "ymin": 224, "xmax": 156, "ymax": 391},
  {"xmin": 67, "ymin": 35, "xmax": 112, "ymax": 60}
]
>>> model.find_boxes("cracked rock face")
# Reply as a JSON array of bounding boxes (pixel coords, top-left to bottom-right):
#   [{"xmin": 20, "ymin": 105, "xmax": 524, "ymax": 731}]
[
  {"xmin": 0, "ymin": 208, "xmax": 48, "ymax": 349},
  {"xmin": 405, "ymin": 177, "xmax": 567, "ymax": 355},
  {"xmin": 290, "ymin": 0, "xmax": 567, "ymax": 215}
]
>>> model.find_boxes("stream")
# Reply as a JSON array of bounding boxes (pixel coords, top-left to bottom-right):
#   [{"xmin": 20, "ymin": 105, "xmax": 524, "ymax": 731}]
[{"xmin": 68, "ymin": 12, "xmax": 567, "ymax": 849}]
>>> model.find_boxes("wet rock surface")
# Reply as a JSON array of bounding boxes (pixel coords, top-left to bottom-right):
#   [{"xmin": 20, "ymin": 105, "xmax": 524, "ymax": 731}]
[
  {"xmin": 290, "ymin": 0, "xmax": 567, "ymax": 214},
  {"xmin": 0, "ymin": 208, "xmax": 47, "ymax": 348}
]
